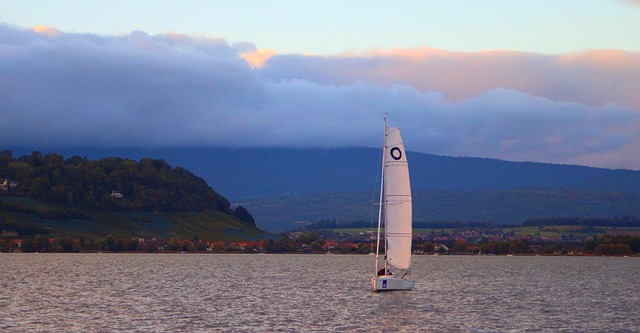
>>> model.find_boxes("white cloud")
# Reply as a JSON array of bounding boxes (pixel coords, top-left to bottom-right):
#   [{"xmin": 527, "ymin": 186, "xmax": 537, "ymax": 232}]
[{"xmin": 1, "ymin": 25, "xmax": 639, "ymax": 170}]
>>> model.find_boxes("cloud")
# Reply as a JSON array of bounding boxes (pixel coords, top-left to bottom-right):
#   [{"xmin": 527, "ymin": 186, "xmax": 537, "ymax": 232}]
[
  {"xmin": 241, "ymin": 49, "xmax": 277, "ymax": 68},
  {"xmin": 619, "ymin": 0, "xmax": 640, "ymax": 6},
  {"xmin": 1, "ymin": 24, "xmax": 639, "ymax": 170},
  {"xmin": 259, "ymin": 48, "xmax": 640, "ymax": 110},
  {"xmin": 32, "ymin": 25, "xmax": 61, "ymax": 37}
]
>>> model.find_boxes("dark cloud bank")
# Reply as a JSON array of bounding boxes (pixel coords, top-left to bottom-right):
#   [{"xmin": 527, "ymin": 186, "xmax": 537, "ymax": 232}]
[{"xmin": 1, "ymin": 24, "xmax": 639, "ymax": 169}]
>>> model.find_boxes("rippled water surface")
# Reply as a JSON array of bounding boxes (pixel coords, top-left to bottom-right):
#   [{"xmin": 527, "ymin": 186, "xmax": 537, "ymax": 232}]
[{"xmin": 1, "ymin": 254, "xmax": 638, "ymax": 332}]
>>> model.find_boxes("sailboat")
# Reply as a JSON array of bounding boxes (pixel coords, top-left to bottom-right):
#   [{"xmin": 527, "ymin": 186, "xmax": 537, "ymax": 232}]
[{"xmin": 371, "ymin": 118, "xmax": 415, "ymax": 292}]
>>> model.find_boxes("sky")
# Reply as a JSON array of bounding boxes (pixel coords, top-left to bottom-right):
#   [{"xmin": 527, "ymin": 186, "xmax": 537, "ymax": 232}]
[{"xmin": 1, "ymin": 0, "xmax": 640, "ymax": 170}]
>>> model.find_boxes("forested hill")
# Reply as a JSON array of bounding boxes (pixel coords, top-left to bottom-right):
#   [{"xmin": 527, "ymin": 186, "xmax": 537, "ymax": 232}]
[
  {"xmin": 12, "ymin": 147, "xmax": 639, "ymax": 200},
  {"xmin": 0, "ymin": 150, "xmax": 253, "ymax": 224}
]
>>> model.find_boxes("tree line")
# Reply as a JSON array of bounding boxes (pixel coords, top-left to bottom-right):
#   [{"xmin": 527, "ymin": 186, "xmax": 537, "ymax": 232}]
[
  {"xmin": 0, "ymin": 150, "xmax": 254, "ymax": 224},
  {"xmin": 523, "ymin": 216, "xmax": 640, "ymax": 227},
  {"xmin": 413, "ymin": 234, "xmax": 639, "ymax": 256},
  {"xmin": 2, "ymin": 230, "xmax": 638, "ymax": 255}
]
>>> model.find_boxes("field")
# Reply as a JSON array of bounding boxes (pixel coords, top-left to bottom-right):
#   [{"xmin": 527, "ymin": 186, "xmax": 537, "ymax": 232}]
[{"xmin": 324, "ymin": 226, "xmax": 640, "ymax": 238}]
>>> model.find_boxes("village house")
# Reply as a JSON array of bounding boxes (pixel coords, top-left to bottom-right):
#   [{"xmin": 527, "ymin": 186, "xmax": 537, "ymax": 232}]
[{"xmin": 1, "ymin": 179, "xmax": 18, "ymax": 191}]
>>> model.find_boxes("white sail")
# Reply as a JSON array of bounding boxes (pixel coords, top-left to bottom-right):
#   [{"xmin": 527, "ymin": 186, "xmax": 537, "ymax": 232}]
[
  {"xmin": 371, "ymin": 119, "xmax": 415, "ymax": 291},
  {"xmin": 383, "ymin": 126, "xmax": 412, "ymax": 270}
]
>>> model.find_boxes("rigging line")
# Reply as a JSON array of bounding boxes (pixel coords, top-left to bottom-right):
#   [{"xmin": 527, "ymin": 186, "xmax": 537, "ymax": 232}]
[
  {"xmin": 374, "ymin": 117, "xmax": 387, "ymax": 277},
  {"xmin": 370, "ymin": 146, "xmax": 384, "ymax": 234}
]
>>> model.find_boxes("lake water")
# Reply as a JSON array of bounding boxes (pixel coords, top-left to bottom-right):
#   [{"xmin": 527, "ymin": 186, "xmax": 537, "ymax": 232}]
[{"xmin": 1, "ymin": 254, "xmax": 638, "ymax": 332}]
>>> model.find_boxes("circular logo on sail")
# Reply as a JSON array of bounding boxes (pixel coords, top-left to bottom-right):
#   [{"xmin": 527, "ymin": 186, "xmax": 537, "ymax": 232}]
[{"xmin": 390, "ymin": 147, "xmax": 402, "ymax": 160}]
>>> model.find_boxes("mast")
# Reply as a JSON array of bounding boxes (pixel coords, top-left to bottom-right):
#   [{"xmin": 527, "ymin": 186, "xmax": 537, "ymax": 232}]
[
  {"xmin": 382, "ymin": 123, "xmax": 412, "ymax": 271},
  {"xmin": 374, "ymin": 118, "xmax": 387, "ymax": 277},
  {"xmin": 371, "ymin": 117, "xmax": 415, "ymax": 291}
]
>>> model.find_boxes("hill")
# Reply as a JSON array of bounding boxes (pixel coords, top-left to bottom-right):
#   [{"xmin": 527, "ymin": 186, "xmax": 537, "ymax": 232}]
[
  {"xmin": 6, "ymin": 147, "xmax": 640, "ymax": 232},
  {"xmin": 10, "ymin": 147, "xmax": 640, "ymax": 200},
  {"xmin": 0, "ymin": 151, "xmax": 270, "ymax": 241},
  {"xmin": 0, "ymin": 196, "xmax": 270, "ymax": 241},
  {"xmin": 241, "ymin": 188, "xmax": 640, "ymax": 231}
]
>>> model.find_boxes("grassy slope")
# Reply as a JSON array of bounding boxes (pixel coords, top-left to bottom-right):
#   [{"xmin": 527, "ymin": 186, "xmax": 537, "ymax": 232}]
[{"xmin": 0, "ymin": 195, "xmax": 273, "ymax": 241}]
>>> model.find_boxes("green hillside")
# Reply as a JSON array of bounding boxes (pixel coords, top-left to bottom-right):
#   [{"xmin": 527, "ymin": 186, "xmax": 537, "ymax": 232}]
[
  {"xmin": 0, "ymin": 196, "xmax": 270, "ymax": 241},
  {"xmin": 1, "ymin": 151, "xmax": 234, "ymax": 212},
  {"xmin": 0, "ymin": 150, "xmax": 271, "ymax": 242}
]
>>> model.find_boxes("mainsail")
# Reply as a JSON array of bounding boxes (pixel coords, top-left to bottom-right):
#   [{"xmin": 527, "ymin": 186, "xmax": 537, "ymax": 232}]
[
  {"xmin": 371, "ymin": 118, "xmax": 415, "ymax": 291},
  {"xmin": 383, "ymin": 126, "xmax": 412, "ymax": 270}
]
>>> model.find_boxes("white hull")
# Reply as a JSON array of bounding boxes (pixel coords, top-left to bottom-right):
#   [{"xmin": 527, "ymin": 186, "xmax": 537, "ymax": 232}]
[{"xmin": 371, "ymin": 276, "xmax": 415, "ymax": 291}]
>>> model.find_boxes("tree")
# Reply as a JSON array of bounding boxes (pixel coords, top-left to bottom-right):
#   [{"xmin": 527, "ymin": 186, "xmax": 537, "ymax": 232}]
[
  {"xmin": 340, "ymin": 243, "xmax": 357, "ymax": 254},
  {"xmin": 127, "ymin": 239, "xmax": 140, "ymax": 251},
  {"xmin": 27, "ymin": 151, "xmax": 44, "ymax": 167},
  {"xmin": 595, "ymin": 244, "xmax": 632, "ymax": 256},
  {"xmin": 233, "ymin": 205, "xmax": 255, "ymax": 226},
  {"xmin": 306, "ymin": 231, "xmax": 320, "ymax": 243},
  {"xmin": 421, "ymin": 241, "xmax": 435, "ymax": 253},
  {"xmin": 310, "ymin": 241, "xmax": 323, "ymax": 253},
  {"xmin": 585, "ymin": 234, "xmax": 640, "ymax": 254},
  {"xmin": 166, "ymin": 237, "xmax": 182, "ymax": 251},
  {"xmin": 61, "ymin": 234, "xmax": 74, "ymax": 252},
  {"xmin": 357, "ymin": 243, "xmax": 371, "ymax": 254},
  {"xmin": 43, "ymin": 153, "xmax": 64, "ymax": 166},
  {"xmin": 260, "ymin": 239, "xmax": 273, "ymax": 253},
  {"xmin": 298, "ymin": 233, "xmax": 310, "ymax": 245},
  {"xmin": 453, "ymin": 239, "xmax": 468, "ymax": 254},
  {"xmin": 31, "ymin": 234, "xmax": 51, "ymax": 252},
  {"xmin": 584, "ymin": 235, "xmax": 598, "ymax": 253},
  {"xmin": 102, "ymin": 235, "xmax": 117, "ymax": 252},
  {"xmin": 112, "ymin": 238, "xmax": 127, "ymax": 252},
  {"xmin": 195, "ymin": 241, "xmax": 209, "ymax": 252},
  {"xmin": 271, "ymin": 236, "xmax": 296, "ymax": 253}
]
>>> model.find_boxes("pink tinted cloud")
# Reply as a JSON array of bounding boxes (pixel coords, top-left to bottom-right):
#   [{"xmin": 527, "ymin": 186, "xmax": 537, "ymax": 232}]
[
  {"xmin": 261, "ymin": 48, "xmax": 640, "ymax": 110},
  {"xmin": 619, "ymin": 0, "xmax": 640, "ymax": 6},
  {"xmin": 32, "ymin": 25, "xmax": 61, "ymax": 37},
  {"xmin": 241, "ymin": 49, "xmax": 277, "ymax": 68}
]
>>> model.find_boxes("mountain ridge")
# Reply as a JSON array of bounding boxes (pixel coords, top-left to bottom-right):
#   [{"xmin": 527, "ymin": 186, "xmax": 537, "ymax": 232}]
[
  {"xmin": 7, "ymin": 147, "xmax": 640, "ymax": 232},
  {"xmin": 8, "ymin": 147, "xmax": 640, "ymax": 200},
  {"xmin": 241, "ymin": 188, "xmax": 640, "ymax": 231}
]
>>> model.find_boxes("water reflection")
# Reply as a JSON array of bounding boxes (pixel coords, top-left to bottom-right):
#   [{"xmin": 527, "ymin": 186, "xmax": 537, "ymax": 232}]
[{"xmin": 1, "ymin": 254, "xmax": 638, "ymax": 332}]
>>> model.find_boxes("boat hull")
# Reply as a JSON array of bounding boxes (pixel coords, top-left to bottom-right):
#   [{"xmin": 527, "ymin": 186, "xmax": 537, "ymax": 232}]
[{"xmin": 371, "ymin": 276, "xmax": 415, "ymax": 291}]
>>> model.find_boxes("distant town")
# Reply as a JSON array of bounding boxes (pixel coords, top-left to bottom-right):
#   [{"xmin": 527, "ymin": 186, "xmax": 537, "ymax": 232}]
[{"xmin": 3, "ymin": 221, "xmax": 638, "ymax": 256}]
